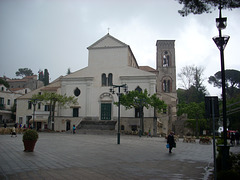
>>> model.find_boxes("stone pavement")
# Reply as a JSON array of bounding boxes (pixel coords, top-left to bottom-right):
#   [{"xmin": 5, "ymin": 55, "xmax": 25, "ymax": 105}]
[{"xmin": 0, "ymin": 133, "xmax": 239, "ymax": 180}]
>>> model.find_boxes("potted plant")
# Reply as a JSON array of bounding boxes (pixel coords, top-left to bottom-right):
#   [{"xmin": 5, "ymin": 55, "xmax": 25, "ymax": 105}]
[{"xmin": 22, "ymin": 129, "xmax": 39, "ymax": 152}]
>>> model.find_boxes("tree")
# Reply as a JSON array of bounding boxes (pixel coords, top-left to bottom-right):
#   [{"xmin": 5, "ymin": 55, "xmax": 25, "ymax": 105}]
[
  {"xmin": 0, "ymin": 78, "xmax": 9, "ymax": 88},
  {"xmin": 177, "ymin": 65, "xmax": 207, "ymax": 103},
  {"xmin": 38, "ymin": 69, "xmax": 50, "ymax": 86},
  {"xmin": 15, "ymin": 68, "xmax": 33, "ymax": 77},
  {"xmin": 177, "ymin": 102, "xmax": 206, "ymax": 137},
  {"xmin": 44, "ymin": 69, "xmax": 49, "ymax": 86},
  {"xmin": 176, "ymin": 0, "xmax": 240, "ymax": 16},
  {"xmin": 208, "ymin": 69, "xmax": 240, "ymax": 99},
  {"xmin": 119, "ymin": 89, "xmax": 166, "ymax": 135},
  {"xmin": 32, "ymin": 92, "xmax": 78, "ymax": 130}
]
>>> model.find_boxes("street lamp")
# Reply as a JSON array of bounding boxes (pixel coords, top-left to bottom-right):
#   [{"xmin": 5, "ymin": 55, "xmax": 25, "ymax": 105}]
[
  {"xmin": 110, "ymin": 84, "xmax": 128, "ymax": 144},
  {"xmin": 212, "ymin": 4, "xmax": 230, "ymax": 171},
  {"xmin": 32, "ymin": 99, "xmax": 38, "ymax": 129}
]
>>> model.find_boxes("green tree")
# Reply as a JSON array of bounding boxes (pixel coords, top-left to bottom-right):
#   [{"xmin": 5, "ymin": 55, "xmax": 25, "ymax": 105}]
[
  {"xmin": 32, "ymin": 92, "xmax": 78, "ymax": 130},
  {"xmin": 208, "ymin": 69, "xmax": 240, "ymax": 99},
  {"xmin": 15, "ymin": 68, "xmax": 33, "ymax": 77},
  {"xmin": 119, "ymin": 89, "xmax": 166, "ymax": 135},
  {"xmin": 176, "ymin": 0, "xmax": 240, "ymax": 16},
  {"xmin": 44, "ymin": 69, "xmax": 49, "ymax": 86},
  {"xmin": 0, "ymin": 78, "xmax": 9, "ymax": 88},
  {"xmin": 177, "ymin": 102, "xmax": 206, "ymax": 137}
]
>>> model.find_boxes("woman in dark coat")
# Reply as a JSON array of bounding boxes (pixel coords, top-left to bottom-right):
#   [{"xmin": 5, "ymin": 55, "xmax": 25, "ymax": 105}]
[{"xmin": 167, "ymin": 131, "xmax": 175, "ymax": 153}]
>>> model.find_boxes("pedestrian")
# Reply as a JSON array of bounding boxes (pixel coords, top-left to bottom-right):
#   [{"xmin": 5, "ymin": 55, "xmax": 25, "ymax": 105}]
[
  {"xmin": 230, "ymin": 132, "xmax": 235, "ymax": 146},
  {"xmin": 235, "ymin": 130, "xmax": 239, "ymax": 145},
  {"xmin": 147, "ymin": 129, "xmax": 152, "ymax": 138},
  {"xmin": 167, "ymin": 131, "xmax": 175, "ymax": 153},
  {"xmin": 73, "ymin": 125, "xmax": 76, "ymax": 134},
  {"xmin": 11, "ymin": 127, "xmax": 17, "ymax": 137}
]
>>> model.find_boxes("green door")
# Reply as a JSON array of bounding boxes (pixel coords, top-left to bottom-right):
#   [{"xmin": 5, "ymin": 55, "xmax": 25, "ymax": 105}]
[{"xmin": 101, "ymin": 103, "xmax": 111, "ymax": 120}]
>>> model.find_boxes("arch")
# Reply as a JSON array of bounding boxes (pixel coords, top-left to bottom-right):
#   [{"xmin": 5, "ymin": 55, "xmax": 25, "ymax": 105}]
[
  {"xmin": 108, "ymin": 73, "xmax": 113, "ymax": 86},
  {"xmin": 161, "ymin": 76, "xmax": 172, "ymax": 93},
  {"xmin": 102, "ymin": 73, "xmax": 107, "ymax": 86},
  {"xmin": 162, "ymin": 51, "xmax": 171, "ymax": 67}
]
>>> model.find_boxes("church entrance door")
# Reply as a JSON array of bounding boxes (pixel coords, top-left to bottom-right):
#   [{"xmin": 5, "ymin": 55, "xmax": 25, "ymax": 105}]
[{"xmin": 101, "ymin": 103, "xmax": 111, "ymax": 120}]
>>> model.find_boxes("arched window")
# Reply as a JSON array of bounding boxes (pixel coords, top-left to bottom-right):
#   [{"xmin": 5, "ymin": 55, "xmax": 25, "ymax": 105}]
[
  {"xmin": 163, "ymin": 79, "xmax": 171, "ymax": 93},
  {"xmin": 108, "ymin": 73, "xmax": 113, "ymax": 86},
  {"xmin": 102, "ymin": 73, "xmax": 107, "ymax": 86},
  {"xmin": 102, "ymin": 73, "xmax": 113, "ymax": 86},
  {"xmin": 135, "ymin": 86, "xmax": 142, "ymax": 118},
  {"xmin": 163, "ymin": 51, "xmax": 170, "ymax": 67}
]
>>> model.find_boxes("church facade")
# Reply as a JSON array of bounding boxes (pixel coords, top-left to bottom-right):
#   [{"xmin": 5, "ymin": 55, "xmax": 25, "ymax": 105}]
[{"xmin": 16, "ymin": 34, "xmax": 177, "ymax": 136}]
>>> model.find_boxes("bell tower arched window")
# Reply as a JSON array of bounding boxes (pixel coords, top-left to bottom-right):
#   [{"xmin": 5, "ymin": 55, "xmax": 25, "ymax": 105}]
[
  {"xmin": 163, "ymin": 51, "xmax": 170, "ymax": 67},
  {"xmin": 162, "ymin": 79, "xmax": 171, "ymax": 93}
]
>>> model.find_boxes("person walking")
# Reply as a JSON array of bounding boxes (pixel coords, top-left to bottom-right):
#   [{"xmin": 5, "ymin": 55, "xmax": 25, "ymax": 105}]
[
  {"xmin": 167, "ymin": 131, "xmax": 175, "ymax": 153},
  {"xmin": 235, "ymin": 130, "xmax": 239, "ymax": 145},
  {"xmin": 11, "ymin": 127, "xmax": 17, "ymax": 137},
  {"xmin": 230, "ymin": 132, "xmax": 235, "ymax": 146},
  {"xmin": 73, "ymin": 125, "xmax": 76, "ymax": 134}
]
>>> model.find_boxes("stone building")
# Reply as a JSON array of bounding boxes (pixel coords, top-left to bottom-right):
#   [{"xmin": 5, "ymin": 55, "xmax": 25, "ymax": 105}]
[
  {"xmin": 16, "ymin": 34, "xmax": 177, "ymax": 135},
  {"xmin": 7, "ymin": 75, "xmax": 44, "ymax": 91}
]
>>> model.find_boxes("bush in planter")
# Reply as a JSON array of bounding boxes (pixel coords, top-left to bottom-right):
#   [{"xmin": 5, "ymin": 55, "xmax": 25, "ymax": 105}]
[
  {"xmin": 22, "ymin": 129, "xmax": 39, "ymax": 152},
  {"xmin": 23, "ymin": 129, "xmax": 38, "ymax": 141}
]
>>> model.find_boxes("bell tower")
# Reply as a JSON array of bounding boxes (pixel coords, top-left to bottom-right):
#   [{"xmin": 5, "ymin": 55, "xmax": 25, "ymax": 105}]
[{"xmin": 156, "ymin": 40, "xmax": 177, "ymax": 134}]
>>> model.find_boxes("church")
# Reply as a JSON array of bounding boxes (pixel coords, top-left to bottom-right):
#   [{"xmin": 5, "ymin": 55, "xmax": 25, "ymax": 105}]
[{"xmin": 16, "ymin": 33, "xmax": 177, "ymax": 136}]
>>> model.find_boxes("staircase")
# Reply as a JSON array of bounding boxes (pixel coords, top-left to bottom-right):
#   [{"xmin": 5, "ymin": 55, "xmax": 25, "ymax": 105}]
[{"xmin": 77, "ymin": 120, "xmax": 117, "ymax": 135}]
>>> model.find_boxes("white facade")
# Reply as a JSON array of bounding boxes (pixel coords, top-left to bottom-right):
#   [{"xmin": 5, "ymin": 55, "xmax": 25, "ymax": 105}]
[{"xmin": 16, "ymin": 34, "xmax": 177, "ymax": 135}]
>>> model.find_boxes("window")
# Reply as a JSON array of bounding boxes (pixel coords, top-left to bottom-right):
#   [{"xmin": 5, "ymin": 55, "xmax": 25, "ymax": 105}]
[
  {"xmin": 163, "ymin": 79, "xmax": 171, "ymax": 93},
  {"xmin": 74, "ymin": 88, "xmax": 81, "ymax": 97},
  {"xmin": 28, "ymin": 101, "xmax": 32, "ymax": 109},
  {"xmin": 163, "ymin": 51, "xmax": 170, "ymax": 67},
  {"xmin": 38, "ymin": 103, "xmax": 41, "ymax": 109},
  {"xmin": 108, "ymin": 73, "xmax": 113, "ymax": 86},
  {"xmin": 102, "ymin": 73, "xmax": 113, "ymax": 86},
  {"xmin": 7, "ymin": 99, "xmax": 10, "ymax": 105},
  {"xmin": 102, "ymin": 73, "xmax": 107, "ymax": 86},
  {"xmin": 45, "ymin": 105, "xmax": 50, "ymax": 111},
  {"xmin": 19, "ymin": 117, "xmax": 23, "ymax": 124},
  {"xmin": 73, "ymin": 108, "xmax": 79, "ymax": 117},
  {"xmin": 1, "ymin": 87, "xmax": 4, "ymax": 91},
  {"xmin": 135, "ymin": 86, "xmax": 142, "ymax": 117},
  {"xmin": 25, "ymin": 89, "xmax": 28, "ymax": 94}
]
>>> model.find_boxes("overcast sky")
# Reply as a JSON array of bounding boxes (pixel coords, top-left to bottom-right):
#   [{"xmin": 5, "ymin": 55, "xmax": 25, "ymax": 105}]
[{"xmin": 0, "ymin": 0, "xmax": 239, "ymax": 96}]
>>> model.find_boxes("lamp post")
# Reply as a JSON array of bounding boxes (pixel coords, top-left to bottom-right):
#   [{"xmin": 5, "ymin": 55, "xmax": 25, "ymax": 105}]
[
  {"xmin": 110, "ymin": 84, "xmax": 128, "ymax": 144},
  {"xmin": 32, "ymin": 99, "xmax": 38, "ymax": 129},
  {"xmin": 212, "ymin": 4, "xmax": 230, "ymax": 171}
]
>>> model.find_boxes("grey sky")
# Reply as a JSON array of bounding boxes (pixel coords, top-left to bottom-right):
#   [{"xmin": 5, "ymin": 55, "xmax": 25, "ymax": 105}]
[{"xmin": 0, "ymin": 0, "xmax": 239, "ymax": 96}]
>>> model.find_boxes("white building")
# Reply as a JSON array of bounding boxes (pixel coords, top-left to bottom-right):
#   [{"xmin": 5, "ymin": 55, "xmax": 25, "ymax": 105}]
[
  {"xmin": 0, "ymin": 84, "xmax": 30, "ymax": 124},
  {"xmin": 16, "ymin": 34, "xmax": 177, "ymax": 135}
]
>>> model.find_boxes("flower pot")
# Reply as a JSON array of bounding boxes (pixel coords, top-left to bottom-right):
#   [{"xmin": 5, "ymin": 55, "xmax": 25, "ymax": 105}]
[{"xmin": 23, "ymin": 140, "xmax": 37, "ymax": 152}]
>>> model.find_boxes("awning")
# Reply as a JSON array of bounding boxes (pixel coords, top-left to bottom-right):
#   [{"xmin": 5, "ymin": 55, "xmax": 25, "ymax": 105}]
[{"xmin": 29, "ymin": 118, "xmax": 48, "ymax": 123}]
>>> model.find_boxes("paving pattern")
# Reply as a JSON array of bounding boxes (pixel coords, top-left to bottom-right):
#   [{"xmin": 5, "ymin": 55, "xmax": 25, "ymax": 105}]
[{"xmin": 0, "ymin": 133, "xmax": 239, "ymax": 180}]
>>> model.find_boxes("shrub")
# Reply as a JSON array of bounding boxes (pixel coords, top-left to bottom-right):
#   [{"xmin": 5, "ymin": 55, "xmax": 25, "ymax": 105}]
[{"xmin": 22, "ymin": 129, "xmax": 38, "ymax": 141}]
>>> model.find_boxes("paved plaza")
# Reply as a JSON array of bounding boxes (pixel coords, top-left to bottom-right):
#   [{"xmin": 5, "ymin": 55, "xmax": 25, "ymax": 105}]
[{"xmin": 0, "ymin": 132, "xmax": 239, "ymax": 180}]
